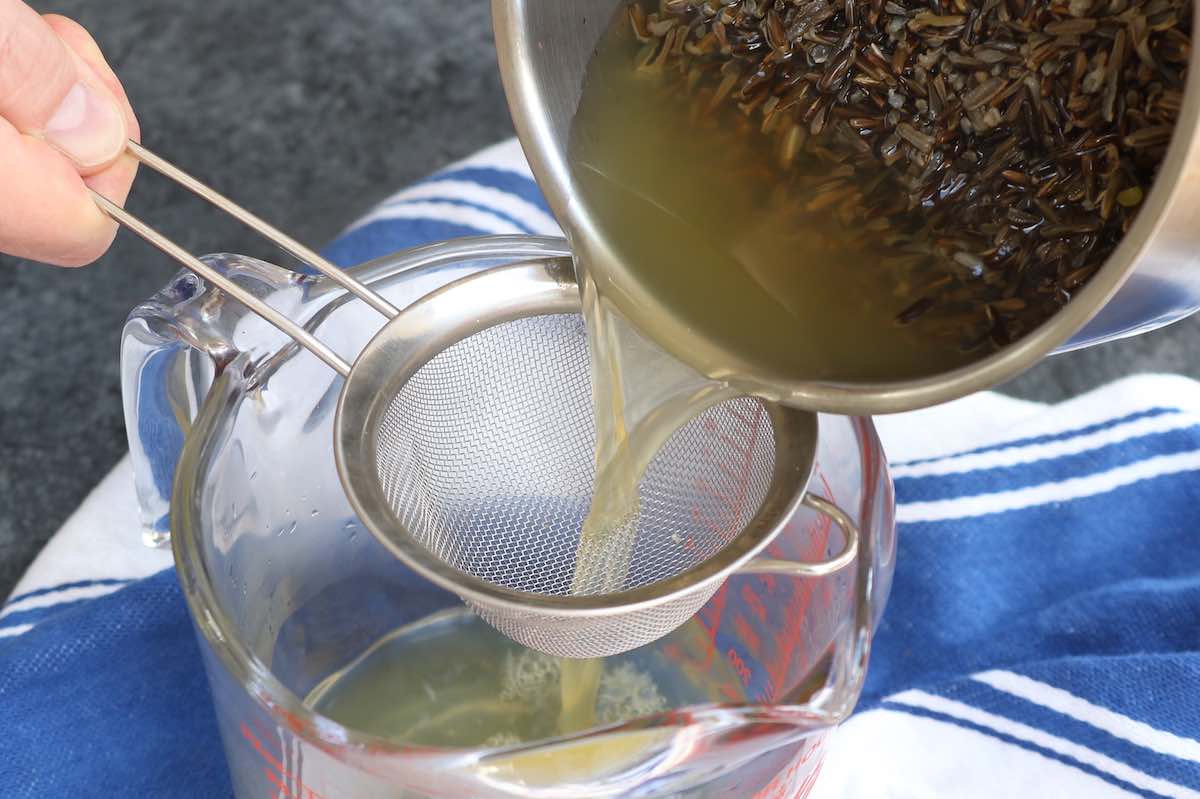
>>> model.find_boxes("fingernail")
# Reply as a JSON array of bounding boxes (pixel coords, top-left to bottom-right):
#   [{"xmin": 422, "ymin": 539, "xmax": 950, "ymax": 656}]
[{"xmin": 42, "ymin": 82, "xmax": 126, "ymax": 170}]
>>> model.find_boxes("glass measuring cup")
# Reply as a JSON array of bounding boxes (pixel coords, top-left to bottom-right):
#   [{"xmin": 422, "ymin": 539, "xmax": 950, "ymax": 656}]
[{"xmin": 122, "ymin": 237, "xmax": 896, "ymax": 798}]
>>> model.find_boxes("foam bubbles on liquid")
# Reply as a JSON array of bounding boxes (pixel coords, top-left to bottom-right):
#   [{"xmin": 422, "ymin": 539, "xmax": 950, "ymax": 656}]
[
  {"xmin": 501, "ymin": 650, "xmax": 562, "ymax": 720},
  {"xmin": 499, "ymin": 649, "xmax": 667, "ymax": 733},
  {"xmin": 597, "ymin": 662, "xmax": 667, "ymax": 724}
]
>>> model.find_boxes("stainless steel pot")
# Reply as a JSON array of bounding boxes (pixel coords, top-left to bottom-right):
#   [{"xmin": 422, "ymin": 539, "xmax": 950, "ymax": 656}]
[{"xmin": 492, "ymin": 0, "xmax": 1200, "ymax": 414}]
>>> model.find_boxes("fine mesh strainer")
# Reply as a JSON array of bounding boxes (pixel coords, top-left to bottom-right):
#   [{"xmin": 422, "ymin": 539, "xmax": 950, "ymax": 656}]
[
  {"xmin": 336, "ymin": 260, "xmax": 859, "ymax": 657},
  {"xmin": 97, "ymin": 141, "xmax": 859, "ymax": 659}
]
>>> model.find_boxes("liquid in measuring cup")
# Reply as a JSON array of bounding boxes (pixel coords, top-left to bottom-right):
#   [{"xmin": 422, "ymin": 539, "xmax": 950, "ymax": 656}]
[{"xmin": 305, "ymin": 608, "xmax": 738, "ymax": 749}]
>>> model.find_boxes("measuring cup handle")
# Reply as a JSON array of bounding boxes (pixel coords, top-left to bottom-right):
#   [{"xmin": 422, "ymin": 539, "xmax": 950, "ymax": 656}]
[
  {"xmin": 736, "ymin": 493, "xmax": 859, "ymax": 577},
  {"xmin": 121, "ymin": 255, "xmax": 301, "ymax": 547}
]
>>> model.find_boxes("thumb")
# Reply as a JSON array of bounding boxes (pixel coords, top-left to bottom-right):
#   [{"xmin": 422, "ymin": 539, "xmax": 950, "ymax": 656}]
[{"xmin": 0, "ymin": 0, "xmax": 127, "ymax": 172}]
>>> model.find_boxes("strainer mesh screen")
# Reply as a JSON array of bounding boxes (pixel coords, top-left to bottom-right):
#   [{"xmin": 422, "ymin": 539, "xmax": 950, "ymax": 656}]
[{"xmin": 373, "ymin": 314, "xmax": 776, "ymax": 600}]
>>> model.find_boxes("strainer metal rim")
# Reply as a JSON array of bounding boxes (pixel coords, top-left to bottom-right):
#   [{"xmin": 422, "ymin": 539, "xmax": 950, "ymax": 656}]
[{"xmin": 335, "ymin": 259, "xmax": 821, "ymax": 618}]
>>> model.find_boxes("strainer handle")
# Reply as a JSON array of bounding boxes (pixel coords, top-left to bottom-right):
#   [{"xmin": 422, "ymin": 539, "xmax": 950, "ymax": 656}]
[
  {"xmin": 736, "ymin": 494, "xmax": 859, "ymax": 577},
  {"xmin": 94, "ymin": 140, "xmax": 411, "ymax": 378}
]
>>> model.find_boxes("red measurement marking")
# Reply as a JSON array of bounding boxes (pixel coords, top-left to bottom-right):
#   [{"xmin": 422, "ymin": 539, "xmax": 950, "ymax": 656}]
[
  {"xmin": 689, "ymin": 403, "xmax": 769, "ymax": 671},
  {"xmin": 752, "ymin": 736, "xmax": 827, "ymax": 799},
  {"xmin": 818, "ymin": 570, "xmax": 834, "ymax": 632},
  {"xmin": 690, "ymin": 403, "xmax": 767, "ymax": 541},
  {"xmin": 756, "ymin": 761, "xmax": 799, "ymax": 799},
  {"xmin": 689, "ymin": 499, "xmax": 731, "ymax": 543},
  {"xmin": 242, "ymin": 722, "xmax": 328, "ymax": 799},
  {"xmin": 277, "ymin": 705, "xmax": 311, "ymax": 737},
  {"xmin": 796, "ymin": 761, "xmax": 824, "ymax": 799},
  {"xmin": 754, "ymin": 682, "xmax": 777, "ymax": 705},
  {"xmin": 715, "ymin": 430, "xmax": 754, "ymax": 459},
  {"xmin": 762, "ymin": 473, "xmax": 839, "ymax": 702},
  {"xmin": 694, "ymin": 581, "xmax": 729, "ymax": 668},
  {"xmin": 264, "ymin": 768, "xmax": 294, "ymax": 797},
  {"xmin": 740, "ymin": 583, "xmax": 768, "ymax": 623},
  {"xmin": 799, "ymin": 736, "xmax": 824, "ymax": 765},
  {"xmin": 729, "ymin": 406, "xmax": 756, "ymax": 425},
  {"xmin": 813, "ymin": 473, "xmax": 838, "ymax": 632},
  {"xmin": 727, "ymin": 647, "xmax": 752, "ymax": 686},
  {"xmin": 733, "ymin": 614, "xmax": 762, "ymax": 652},
  {"xmin": 717, "ymin": 458, "xmax": 743, "ymax": 484},
  {"xmin": 707, "ymin": 480, "xmax": 738, "ymax": 510},
  {"xmin": 242, "ymin": 722, "xmax": 287, "ymax": 775}
]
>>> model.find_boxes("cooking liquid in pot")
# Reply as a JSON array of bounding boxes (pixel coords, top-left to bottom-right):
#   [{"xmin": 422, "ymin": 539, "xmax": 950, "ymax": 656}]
[{"xmin": 567, "ymin": 5, "xmax": 980, "ymax": 389}]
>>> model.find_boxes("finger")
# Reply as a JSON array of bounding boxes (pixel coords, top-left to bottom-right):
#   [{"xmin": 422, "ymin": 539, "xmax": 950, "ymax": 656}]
[
  {"xmin": 0, "ymin": 0, "xmax": 128, "ymax": 173},
  {"xmin": 0, "ymin": 4, "xmax": 138, "ymax": 266},
  {"xmin": 41, "ymin": 13, "xmax": 139, "ymax": 206},
  {"xmin": 41, "ymin": 14, "xmax": 139, "ymax": 139},
  {"xmin": 0, "ymin": 116, "xmax": 117, "ymax": 267}
]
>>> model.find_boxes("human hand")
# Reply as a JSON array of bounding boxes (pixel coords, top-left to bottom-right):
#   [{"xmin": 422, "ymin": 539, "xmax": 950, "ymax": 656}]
[{"xmin": 0, "ymin": 0, "xmax": 138, "ymax": 267}]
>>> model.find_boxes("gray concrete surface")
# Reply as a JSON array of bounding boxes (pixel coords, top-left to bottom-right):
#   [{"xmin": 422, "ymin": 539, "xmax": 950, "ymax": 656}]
[{"xmin": 1, "ymin": 0, "xmax": 1196, "ymax": 599}]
